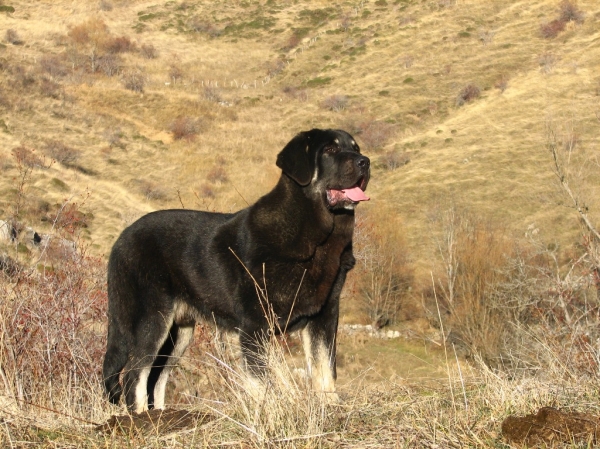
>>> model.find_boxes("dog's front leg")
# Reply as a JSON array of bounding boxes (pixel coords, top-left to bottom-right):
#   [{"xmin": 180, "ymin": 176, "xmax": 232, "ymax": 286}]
[
  {"xmin": 301, "ymin": 294, "xmax": 340, "ymax": 399},
  {"xmin": 302, "ymin": 248, "xmax": 354, "ymax": 400}
]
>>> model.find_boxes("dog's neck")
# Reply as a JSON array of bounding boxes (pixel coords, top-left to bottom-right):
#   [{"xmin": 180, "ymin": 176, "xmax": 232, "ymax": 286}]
[{"xmin": 251, "ymin": 175, "xmax": 351, "ymax": 260}]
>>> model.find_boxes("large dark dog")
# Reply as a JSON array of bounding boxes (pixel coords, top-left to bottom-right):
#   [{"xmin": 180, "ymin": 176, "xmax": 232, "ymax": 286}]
[{"xmin": 103, "ymin": 129, "xmax": 370, "ymax": 412}]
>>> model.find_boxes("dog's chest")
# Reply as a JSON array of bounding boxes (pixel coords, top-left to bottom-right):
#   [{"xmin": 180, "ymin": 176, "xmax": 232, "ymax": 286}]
[{"xmin": 267, "ymin": 232, "xmax": 350, "ymax": 318}]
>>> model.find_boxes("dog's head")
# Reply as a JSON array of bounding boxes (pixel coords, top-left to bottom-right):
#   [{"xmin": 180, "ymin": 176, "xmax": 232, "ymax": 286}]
[{"xmin": 276, "ymin": 129, "xmax": 370, "ymax": 211}]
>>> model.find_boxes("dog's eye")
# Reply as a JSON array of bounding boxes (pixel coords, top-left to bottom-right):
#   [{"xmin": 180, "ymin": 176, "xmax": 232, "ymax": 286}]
[{"xmin": 324, "ymin": 146, "xmax": 340, "ymax": 155}]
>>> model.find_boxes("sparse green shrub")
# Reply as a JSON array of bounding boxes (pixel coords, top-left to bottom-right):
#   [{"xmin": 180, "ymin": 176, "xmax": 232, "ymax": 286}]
[
  {"xmin": 0, "ymin": 5, "xmax": 15, "ymax": 13},
  {"xmin": 305, "ymin": 76, "xmax": 332, "ymax": 87},
  {"xmin": 456, "ymin": 84, "xmax": 480, "ymax": 106},
  {"xmin": 403, "ymin": 77, "xmax": 414, "ymax": 83}
]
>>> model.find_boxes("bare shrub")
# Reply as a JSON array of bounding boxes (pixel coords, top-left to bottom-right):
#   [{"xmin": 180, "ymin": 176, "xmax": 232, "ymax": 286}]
[
  {"xmin": 168, "ymin": 64, "xmax": 184, "ymax": 84},
  {"xmin": 102, "ymin": 127, "xmax": 125, "ymax": 148},
  {"xmin": 346, "ymin": 119, "xmax": 396, "ymax": 150},
  {"xmin": 170, "ymin": 116, "xmax": 203, "ymax": 141},
  {"xmin": 11, "ymin": 65, "xmax": 36, "ymax": 87},
  {"xmin": 5, "ymin": 28, "xmax": 23, "ymax": 45},
  {"xmin": 39, "ymin": 77, "xmax": 62, "ymax": 99},
  {"xmin": 39, "ymin": 55, "xmax": 68, "ymax": 78},
  {"xmin": 135, "ymin": 179, "xmax": 168, "ymax": 201},
  {"xmin": 381, "ymin": 150, "xmax": 410, "ymax": 170},
  {"xmin": 188, "ymin": 17, "xmax": 221, "ymax": 37},
  {"xmin": 99, "ymin": 0, "xmax": 113, "ymax": 11},
  {"xmin": 540, "ymin": 19, "xmax": 565, "ymax": 39},
  {"xmin": 43, "ymin": 140, "xmax": 81, "ymax": 165},
  {"xmin": 321, "ymin": 94, "xmax": 349, "ymax": 112},
  {"xmin": 456, "ymin": 84, "xmax": 480, "ymax": 106},
  {"xmin": 140, "ymin": 43, "xmax": 158, "ymax": 59},
  {"xmin": 539, "ymin": 52, "xmax": 558, "ymax": 74},
  {"xmin": 121, "ymin": 69, "xmax": 145, "ymax": 93},
  {"xmin": 559, "ymin": 0, "xmax": 585, "ymax": 24},
  {"xmin": 202, "ymin": 86, "xmax": 222, "ymax": 102},
  {"xmin": 495, "ymin": 74, "xmax": 509, "ymax": 93},
  {"xmin": 353, "ymin": 214, "xmax": 414, "ymax": 328},
  {"xmin": 282, "ymin": 86, "xmax": 309, "ymax": 102},
  {"xmin": 265, "ymin": 58, "xmax": 286, "ymax": 78},
  {"xmin": 0, "ymin": 251, "xmax": 107, "ymax": 411},
  {"xmin": 97, "ymin": 53, "xmax": 122, "ymax": 77},
  {"xmin": 428, "ymin": 207, "xmax": 521, "ymax": 364}
]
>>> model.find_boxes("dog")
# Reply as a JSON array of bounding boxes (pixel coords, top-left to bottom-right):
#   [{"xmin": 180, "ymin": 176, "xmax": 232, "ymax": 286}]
[{"xmin": 102, "ymin": 128, "xmax": 370, "ymax": 413}]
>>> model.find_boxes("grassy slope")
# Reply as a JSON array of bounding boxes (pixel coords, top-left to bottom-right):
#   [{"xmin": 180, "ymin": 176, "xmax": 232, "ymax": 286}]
[{"xmin": 1, "ymin": 0, "xmax": 599, "ymax": 255}]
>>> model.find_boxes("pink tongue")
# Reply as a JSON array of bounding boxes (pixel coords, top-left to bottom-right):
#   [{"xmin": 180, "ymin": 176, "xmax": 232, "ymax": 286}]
[{"xmin": 343, "ymin": 186, "xmax": 370, "ymax": 202}]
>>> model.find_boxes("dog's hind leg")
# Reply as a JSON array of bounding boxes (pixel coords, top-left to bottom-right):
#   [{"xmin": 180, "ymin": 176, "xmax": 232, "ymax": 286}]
[
  {"xmin": 102, "ymin": 324, "xmax": 129, "ymax": 405},
  {"xmin": 122, "ymin": 314, "xmax": 173, "ymax": 413},
  {"xmin": 147, "ymin": 324, "xmax": 194, "ymax": 410}
]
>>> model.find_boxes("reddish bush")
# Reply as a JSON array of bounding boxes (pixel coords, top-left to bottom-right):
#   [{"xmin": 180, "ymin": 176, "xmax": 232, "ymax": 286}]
[
  {"xmin": 68, "ymin": 18, "xmax": 109, "ymax": 47},
  {"xmin": 170, "ymin": 116, "xmax": 203, "ymax": 141},
  {"xmin": 207, "ymin": 166, "xmax": 228, "ymax": 184},
  {"xmin": 104, "ymin": 35, "xmax": 136, "ymax": 54},
  {"xmin": 540, "ymin": 19, "xmax": 565, "ymax": 39},
  {"xmin": 12, "ymin": 145, "xmax": 43, "ymax": 168},
  {"xmin": 0, "ymin": 251, "xmax": 107, "ymax": 409}
]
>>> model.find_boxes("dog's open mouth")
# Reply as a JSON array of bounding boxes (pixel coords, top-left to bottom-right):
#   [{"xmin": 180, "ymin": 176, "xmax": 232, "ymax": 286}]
[{"xmin": 327, "ymin": 184, "xmax": 370, "ymax": 206}]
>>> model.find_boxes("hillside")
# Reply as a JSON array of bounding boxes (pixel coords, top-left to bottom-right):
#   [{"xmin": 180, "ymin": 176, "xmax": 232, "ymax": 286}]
[{"xmin": 2, "ymin": 0, "xmax": 600, "ymax": 447}]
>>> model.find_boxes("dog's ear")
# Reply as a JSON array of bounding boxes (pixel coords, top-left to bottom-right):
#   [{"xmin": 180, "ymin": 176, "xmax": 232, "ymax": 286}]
[{"xmin": 276, "ymin": 132, "xmax": 314, "ymax": 186}]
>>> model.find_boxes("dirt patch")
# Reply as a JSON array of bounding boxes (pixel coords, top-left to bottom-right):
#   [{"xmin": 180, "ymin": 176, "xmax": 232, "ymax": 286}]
[
  {"xmin": 502, "ymin": 406, "xmax": 600, "ymax": 447},
  {"xmin": 97, "ymin": 408, "xmax": 215, "ymax": 435}
]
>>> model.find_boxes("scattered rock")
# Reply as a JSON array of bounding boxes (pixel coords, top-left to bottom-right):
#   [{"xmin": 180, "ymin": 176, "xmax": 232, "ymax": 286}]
[
  {"xmin": 341, "ymin": 323, "xmax": 401, "ymax": 339},
  {"xmin": 502, "ymin": 406, "xmax": 600, "ymax": 447},
  {"xmin": 97, "ymin": 408, "xmax": 215, "ymax": 435}
]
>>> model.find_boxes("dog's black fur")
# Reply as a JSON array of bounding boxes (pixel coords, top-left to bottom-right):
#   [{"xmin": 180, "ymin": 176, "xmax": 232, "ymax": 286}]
[{"xmin": 103, "ymin": 129, "xmax": 370, "ymax": 412}]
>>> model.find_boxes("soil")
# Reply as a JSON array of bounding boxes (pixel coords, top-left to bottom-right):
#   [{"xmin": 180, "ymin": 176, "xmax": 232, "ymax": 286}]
[
  {"xmin": 502, "ymin": 406, "xmax": 600, "ymax": 447},
  {"xmin": 97, "ymin": 408, "xmax": 215, "ymax": 435}
]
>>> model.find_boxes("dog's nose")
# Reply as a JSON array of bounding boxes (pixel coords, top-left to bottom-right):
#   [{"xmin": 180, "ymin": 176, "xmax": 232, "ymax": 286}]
[{"xmin": 356, "ymin": 156, "xmax": 370, "ymax": 169}]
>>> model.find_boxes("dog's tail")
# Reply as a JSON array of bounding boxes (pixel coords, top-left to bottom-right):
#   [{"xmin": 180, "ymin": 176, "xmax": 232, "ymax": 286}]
[{"xmin": 102, "ymin": 321, "xmax": 129, "ymax": 404}]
